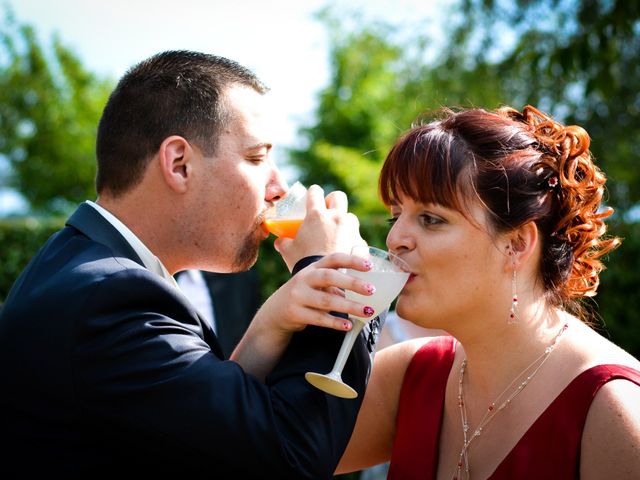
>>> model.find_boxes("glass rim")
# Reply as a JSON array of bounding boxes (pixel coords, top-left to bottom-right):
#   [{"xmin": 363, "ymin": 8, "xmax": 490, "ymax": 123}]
[{"xmin": 351, "ymin": 245, "xmax": 410, "ymax": 272}]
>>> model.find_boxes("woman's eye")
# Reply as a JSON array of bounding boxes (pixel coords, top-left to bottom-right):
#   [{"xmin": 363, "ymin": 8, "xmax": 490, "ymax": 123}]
[
  {"xmin": 387, "ymin": 214, "xmax": 443, "ymax": 227},
  {"xmin": 420, "ymin": 214, "xmax": 443, "ymax": 226}
]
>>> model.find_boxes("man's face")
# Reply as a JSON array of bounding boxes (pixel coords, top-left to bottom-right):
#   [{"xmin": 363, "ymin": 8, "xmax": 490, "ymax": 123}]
[{"xmin": 185, "ymin": 85, "xmax": 286, "ymax": 272}]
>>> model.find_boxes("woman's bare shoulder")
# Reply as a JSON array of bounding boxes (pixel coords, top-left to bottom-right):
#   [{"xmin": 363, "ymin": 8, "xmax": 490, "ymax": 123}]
[
  {"xmin": 580, "ymin": 374, "xmax": 640, "ymax": 479},
  {"xmin": 569, "ymin": 320, "xmax": 640, "ymax": 369},
  {"xmin": 376, "ymin": 334, "xmax": 452, "ymax": 375}
]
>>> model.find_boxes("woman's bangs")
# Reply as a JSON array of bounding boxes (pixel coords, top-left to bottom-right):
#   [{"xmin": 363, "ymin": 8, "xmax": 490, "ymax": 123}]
[{"xmin": 379, "ymin": 128, "xmax": 463, "ymax": 211}]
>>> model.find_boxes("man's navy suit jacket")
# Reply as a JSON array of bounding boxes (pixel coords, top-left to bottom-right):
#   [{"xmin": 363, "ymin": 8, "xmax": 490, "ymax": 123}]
[{"xmin": 0, "ymin": 203, "xmax": 371, "ymax": 479}]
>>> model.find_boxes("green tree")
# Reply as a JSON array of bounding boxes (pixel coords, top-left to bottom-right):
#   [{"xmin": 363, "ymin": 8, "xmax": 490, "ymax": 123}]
[
  {"xmin": 0, "ymin": 7, "xmax": 113, "ymax": 215},
  {"xmin": 290, "ymin": 14, "xmax": 405, "ymax": 219},
  {"xmin": 291, "ymin": 6, "xmax": 510, "ymax": 218},
  {"xmin": 298, "ymin": 0, "xmax": 639, "ymax": 216},
  {"xmin": 448, "ymin": 0, "xmax": 640, "ymax": 215},
  {"xmin": 290, "ymin": 5, "xmax": 508, "ymax": 251}
]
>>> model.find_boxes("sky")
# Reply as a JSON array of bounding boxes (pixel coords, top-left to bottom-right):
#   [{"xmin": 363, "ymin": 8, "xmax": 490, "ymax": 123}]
[{"xmin": 1, "ymin": 0, "xmax": 446, "ymax": 214}]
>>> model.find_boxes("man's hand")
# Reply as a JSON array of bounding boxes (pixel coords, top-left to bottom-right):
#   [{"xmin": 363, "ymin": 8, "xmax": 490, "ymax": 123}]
[{"xmin": 274, "ymin": 185, "xmax": 366, "ymax": 271}]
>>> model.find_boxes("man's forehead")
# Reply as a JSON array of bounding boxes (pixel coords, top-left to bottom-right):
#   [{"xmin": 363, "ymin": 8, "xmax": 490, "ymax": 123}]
[{"xmin": 227, "ymin": 87, "xmax": 275, "ymax": 143}]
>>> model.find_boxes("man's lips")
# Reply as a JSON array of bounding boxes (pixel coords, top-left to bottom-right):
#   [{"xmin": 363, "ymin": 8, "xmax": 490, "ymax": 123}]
[
  {"xmin": 258, "ymin": 209, "xmax": 272, "ymax": 239},
  {"xmin": 259, "ymin": 223, "xmax": 270, "ymax": 239}
]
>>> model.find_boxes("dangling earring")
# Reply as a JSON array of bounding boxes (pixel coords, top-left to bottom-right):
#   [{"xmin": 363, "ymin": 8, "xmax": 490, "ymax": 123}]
[
  {"xmin": 508, "ymin": 247, "xmax": 518, "ymax": 323},
  {"xmin": 509, "ymin": 269, "xmax": 519, "ymax": 323}
]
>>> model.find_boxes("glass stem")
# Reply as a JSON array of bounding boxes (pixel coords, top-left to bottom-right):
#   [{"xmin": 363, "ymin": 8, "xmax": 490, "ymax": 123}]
[{"xmin": 330, "ymin": 318, "xmax": 366, "ymax": 375}]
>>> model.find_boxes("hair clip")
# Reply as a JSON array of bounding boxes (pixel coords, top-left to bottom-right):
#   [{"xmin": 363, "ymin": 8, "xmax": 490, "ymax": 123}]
[{"xmin": 548, "ymin": 176, "xmax": 559, "ymax": 189}]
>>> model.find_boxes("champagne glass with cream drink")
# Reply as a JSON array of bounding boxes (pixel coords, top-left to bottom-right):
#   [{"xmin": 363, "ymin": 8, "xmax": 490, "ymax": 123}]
[
  {"xmin": 264, "ymin": 181, "xmax": 307, "ymax": 238},
  {"xmin": 305, "ymin": 245, "xmax": 410, "ymax": 398}
]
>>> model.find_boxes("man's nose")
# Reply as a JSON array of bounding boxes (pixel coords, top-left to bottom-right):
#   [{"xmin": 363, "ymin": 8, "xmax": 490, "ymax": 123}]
[{"xmin": 266, "ymin": 169, "xmax": 288, "ymax": 202}]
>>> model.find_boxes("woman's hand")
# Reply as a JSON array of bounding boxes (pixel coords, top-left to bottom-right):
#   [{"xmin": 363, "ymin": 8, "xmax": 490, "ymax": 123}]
[{"xmin": 230, "ymin": 252, "xmax": 376, "ymax": 380}]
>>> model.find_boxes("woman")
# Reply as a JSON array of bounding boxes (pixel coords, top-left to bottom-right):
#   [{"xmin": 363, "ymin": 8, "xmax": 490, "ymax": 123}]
[{"xmin": 337, "ymin": 105, "xmax": 640, "ymax": 479}]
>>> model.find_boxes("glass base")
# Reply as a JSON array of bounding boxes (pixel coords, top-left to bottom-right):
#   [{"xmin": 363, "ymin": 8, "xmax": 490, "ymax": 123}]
[{"xmin": 305, "ymin": 371, "xmax": 358, "ymax": 399}]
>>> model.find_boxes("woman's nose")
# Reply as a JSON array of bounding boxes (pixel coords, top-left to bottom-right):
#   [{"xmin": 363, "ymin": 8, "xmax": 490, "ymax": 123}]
[{"xmin": 386, "ymin": 218, "xmax": 414, "ymax": 254}]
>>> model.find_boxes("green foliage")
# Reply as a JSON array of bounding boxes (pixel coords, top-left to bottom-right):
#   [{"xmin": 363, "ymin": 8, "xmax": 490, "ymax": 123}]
[
  {"xmin": 0, "ymin": 216, "xmax": 63, "ymax": 302},
  {"xmin": 594, "ymin": 219, "xmax": 640, "ymax": 358},
  {"xmin": 451, "ymin": 0, "xmax": 640, "ymax": 214},
  {"xmin": 307, "ymin": 142, "xmax": 387, "ymax": 217},
  {"xmin": 290, "ymin": 6, "xmax": 510, "ymax": 224},
  {"xmin": 289, "ymin": 13, "xmax": 418, "ymax": 215},
  {"xmin": 298, "ymin": 0, "xmax": 639, "ymax": 216},
  {"xmin": 0, "ymin": 6, "xmax": 114, "ymax": 215},
  {"xmin": 256, "ymin": 237, "xmax": 290, "ymax": 303}
]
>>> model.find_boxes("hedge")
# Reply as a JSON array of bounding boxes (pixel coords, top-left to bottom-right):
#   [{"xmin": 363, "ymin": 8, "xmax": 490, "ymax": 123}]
[{"xmin": 0, "ymin": 217, "xmax": 65, "ymax": 299}]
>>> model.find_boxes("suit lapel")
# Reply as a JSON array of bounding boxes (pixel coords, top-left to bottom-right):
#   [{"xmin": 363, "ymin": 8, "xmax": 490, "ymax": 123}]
[{"xmin": 66, "ymin": 203, "xmax": 145, "ymax": 267}]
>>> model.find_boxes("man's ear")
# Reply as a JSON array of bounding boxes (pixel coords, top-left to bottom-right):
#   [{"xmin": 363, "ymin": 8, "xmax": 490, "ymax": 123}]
[
  {"xmin": 158, "ymin": 135, "xmax": 192, "ymax": 193},
  {"xmin": 505, "ymin": 221, "xmax": 539, "ymax": 270}
]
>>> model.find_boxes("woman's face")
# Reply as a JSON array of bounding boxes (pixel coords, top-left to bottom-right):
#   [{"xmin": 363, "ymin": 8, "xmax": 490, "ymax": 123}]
[{"xmin": 386, "ymin": 193, "xmax": 510, "ymax": 330}]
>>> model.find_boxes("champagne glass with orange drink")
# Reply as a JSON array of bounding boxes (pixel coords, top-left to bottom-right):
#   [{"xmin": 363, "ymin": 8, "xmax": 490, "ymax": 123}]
[{"xmin": 264, "ymin": 181, "xmax": 307, "ymax": 238}]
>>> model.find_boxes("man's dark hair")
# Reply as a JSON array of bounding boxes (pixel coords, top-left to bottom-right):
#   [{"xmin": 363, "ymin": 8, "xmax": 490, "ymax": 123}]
[{"xmin": 95, "ymin": 50, "xmax": 268, "ymax": 196}]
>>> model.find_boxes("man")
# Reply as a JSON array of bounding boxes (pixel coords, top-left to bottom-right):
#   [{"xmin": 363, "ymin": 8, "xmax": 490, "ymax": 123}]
[
  {"xmin": 0, "ymin": 50, "xmax": 376, "ymax": 478},
  {"xmin": 175, "ymin": 268, "xmax": 260, "ymax": 357}
]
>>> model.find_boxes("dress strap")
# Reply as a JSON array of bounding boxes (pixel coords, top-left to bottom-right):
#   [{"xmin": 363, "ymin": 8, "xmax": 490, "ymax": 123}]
[
  {"xmin": 490, "ymin": 364, "xmax": 640, "ymax": 479},
  {"xmin": 388, "ymin": 335, "xmax": 456, "ymax": 480}
]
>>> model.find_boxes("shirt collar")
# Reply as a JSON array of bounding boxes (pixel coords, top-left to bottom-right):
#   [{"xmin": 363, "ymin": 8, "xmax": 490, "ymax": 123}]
[{"xmin": 85, "ymin": 200, "xmax": 179, "ymax": 289}]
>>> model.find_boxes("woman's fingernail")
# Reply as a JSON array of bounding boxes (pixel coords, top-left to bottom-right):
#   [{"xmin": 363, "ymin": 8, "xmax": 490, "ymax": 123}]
[
  {"xmin": 366, "ymin": 283, "xmax": 376, "ymax": 295},
  {"xmin": 363, "ymin": 306, "xmax": 375, "ymax": 317},
  {"xmin": 363, "ymin": 260, "xmax": 373, "ymax": 270},
  {"xmin": 343, "ymin": 321, "xmax": 352, "ymax": 330}
]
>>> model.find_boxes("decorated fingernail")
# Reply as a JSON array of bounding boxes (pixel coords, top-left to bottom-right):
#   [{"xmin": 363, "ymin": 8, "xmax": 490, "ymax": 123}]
[
  {"xmin": 343, "ymin": 321, "xmax": 352, "ymax": 330},
  {"xmin": 365, "ymin": 283, "xmax": 376, "ymax": 295},
  {"xmin": 363, "ymin": 306, "xmax": 375, "ymax": 317},
  {"xmin": 363, "ymin": 260, "xmax": 373, "ymax": 270}
]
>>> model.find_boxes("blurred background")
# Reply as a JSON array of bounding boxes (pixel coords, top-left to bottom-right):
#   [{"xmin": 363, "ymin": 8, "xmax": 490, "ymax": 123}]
[{"xmin": 0, "ymin": 2, "xmax": 638, "ymax": 472}]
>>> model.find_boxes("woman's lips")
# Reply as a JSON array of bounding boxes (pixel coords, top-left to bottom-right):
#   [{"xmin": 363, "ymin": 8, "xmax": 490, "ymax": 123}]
[{"xmin": 406, "ymin": 273, "xmax": 417, "ymax": 283}]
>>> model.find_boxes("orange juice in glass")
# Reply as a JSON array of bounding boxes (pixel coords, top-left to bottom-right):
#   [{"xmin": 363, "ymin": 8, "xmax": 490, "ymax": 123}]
[
  {"xmin": 264, "ymin": 218, "xmax": 304, "ymax": 238},
  {"xmin": 264, "ymin": 182, "xmax": 307, "ymax": 238}
]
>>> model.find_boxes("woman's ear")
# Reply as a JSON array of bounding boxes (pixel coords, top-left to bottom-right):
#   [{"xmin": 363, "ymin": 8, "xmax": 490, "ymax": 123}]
[
  {"xmin": 505, "ymin": 221, "xmax": 539, "ymax": 269},
  {"xmin": 158, "ymin": 135, "xmax": 192, "ymax": 193}
]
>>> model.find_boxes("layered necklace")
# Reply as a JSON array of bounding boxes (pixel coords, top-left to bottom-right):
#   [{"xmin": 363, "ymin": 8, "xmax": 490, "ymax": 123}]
[{"xmin": 452, "ymin": 323, "xmax": 569, "ymax": 480}]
